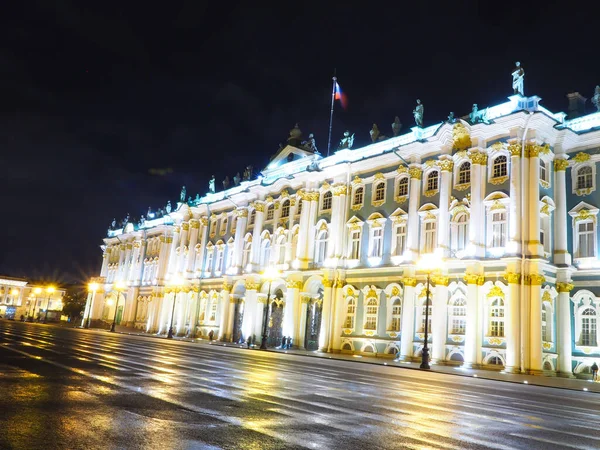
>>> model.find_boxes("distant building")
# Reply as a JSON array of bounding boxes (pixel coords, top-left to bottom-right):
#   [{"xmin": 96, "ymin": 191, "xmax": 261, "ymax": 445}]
[
  {"xmin": 86, "ymin": 91, "xmax": 600, "ymax": 377},
  {"xmin": 0, "ymin": 276, "xmax": 65, "ymax": 321}
]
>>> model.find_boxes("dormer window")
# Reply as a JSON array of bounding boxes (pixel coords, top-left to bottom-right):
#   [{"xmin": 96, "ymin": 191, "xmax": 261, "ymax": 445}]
[{"xmin": 322, "ymin": 191, "xmax": 332, "ymax": 211}]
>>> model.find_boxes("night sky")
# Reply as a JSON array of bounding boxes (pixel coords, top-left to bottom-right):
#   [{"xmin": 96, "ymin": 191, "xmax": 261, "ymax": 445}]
[{"xmin": 2, "ymin": 2, "xmax": 599, "ymax": 284}]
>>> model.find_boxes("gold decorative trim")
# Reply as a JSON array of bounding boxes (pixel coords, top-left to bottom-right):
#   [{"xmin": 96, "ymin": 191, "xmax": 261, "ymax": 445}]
[
  {"xmin": 487, "ymin": 285, "xmax": 505, "ymax": 298},
  {"xmin": 251, "ymin": 201, "xmax": 265, "ymax": 212},
  {"xmin": 528, "ymin": 274, "xmax": 546, "ymax": 286},
  {"xmin": 372, "ymin": 199, "xmax": 385, "ymax": 207},
  {"xmin": 182, "ymin": 223, "xmax": 190, "ymax": 231},
  {"xmin": 431, "ymin": 276, "xmax": 449, "ymax": 286},
  {"xmin": 332, "ymin": 184, "xmax": 347, "ymax": 196},
  {"xmin": 573, "ymin": 152, "xmax": 591, "ymax": 163},
  {"xmin": 455, "ymin": 183, "xmax": 470, "ymax": 191},
  {"xmin": 504, "ymin": 272, "xmax": 521, "ymax": 284},
  {"xmin": 556, "ymin": 282, "xmax": 574, "ymax": 293},
  {"xmin": 409, "ymin": 167, "xmax": 422, "ymax": 180},
  {"xmin": 323, "ymin": 278, "xmax": 334, "ymax": 288},
  {"xmin": 464, "ymin": 274, "xmax": 484, "ymax": 285},
  {"xmin": 540, "ymin": 179, "xmax": 550, "ymax": 189},
  {"xmin": 397, "ymin": 165, "xmax": 408, "ymax": 174},
  {"xmin": 245, "ymin": 282, "xmax": 260, "ymax": 290},
  {"xmin": 351, "ymin": 176, "xmax": 363, "ymax": 185},
  {"xmin": 402, "ymin": 277, "xmax": 417, "ymax": 287},
  {"xmin": 334, "ymin": 279, "xmax": 346, "ymax": 288},
  {"xmin": 575, "ymin": 188, "xmax": 594, "ymax": 196},
  {"xmin": 222, "ymin": 283, "xmax": 233, "ymax": 291},
  {"xmin": 424, "ymin": 189, "xmax": 438, "ymax": 197},
  {"xmin": 452, "ymin": 123, "xmax": 472, "ymax": 151},
  {"xmin": 490, "ymin": 176, "xmax": 509, "ymax": 185},
  {"xmin": 574, "ymin": 209, "xmax": 596, "ymax": 223},
  {"xmin": 394, "ymin": 195, "xmax": 408, "ymax": 204},
  {"xmin": 469, "ymin": 151, "xmax": 487, "ymax": 165},
  {"xmin": 508, "ymin": 142, "xmax": 521, "ymax": 157},
  {"xmin": 438, "ymin": 160, "xmax": 454, "ymax": 172},
  {"xmin": 286, "ymin": 280, "xmax": 302, "ymax": 289},
  {"xmin": 542, "ymin": 342, "xmax": 552, "ymax": 350},
  {"xmin": 374, "ymin": 172, "xmax": 385, "ymax": 180},
  {"xmin": 554, "ymin": 159, "xmax": 569, "ymax": 171},
  {"xmin": 351, "ymin": 204, "xmax": 363, "ymax": 211}
]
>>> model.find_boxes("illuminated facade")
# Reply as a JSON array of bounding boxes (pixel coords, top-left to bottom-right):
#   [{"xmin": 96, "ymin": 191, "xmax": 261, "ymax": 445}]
[
  {"xmin": 87, "ymin": 93, "xmax": 600, "ymax": 376},
  {"xmin": 0, "ymin": 277, "xmax": 65, "ymax": 321}
]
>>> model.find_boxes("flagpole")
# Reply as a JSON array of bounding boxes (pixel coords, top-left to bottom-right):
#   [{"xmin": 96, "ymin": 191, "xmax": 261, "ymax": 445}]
[{"xmin": 327, "ymin": 75, "xmax": 336, "ymax": 157}]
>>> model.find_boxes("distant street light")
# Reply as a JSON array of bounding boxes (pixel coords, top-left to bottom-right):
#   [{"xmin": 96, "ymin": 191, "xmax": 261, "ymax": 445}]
[
  {"xmin": 167, "ymin": 276, "xmax": 185, "ymax": 339},
  {"xmin": 43, "ymin": 287, "xmax": 56, "ymax": 323},
  {"xmin": 84, "ymin": 282, "xmax": 99, "ymax": 328}
]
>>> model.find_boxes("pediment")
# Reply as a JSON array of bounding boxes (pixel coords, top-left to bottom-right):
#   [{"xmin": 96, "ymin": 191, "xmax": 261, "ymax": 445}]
[{"xmin": 265, "ymin": 145, "xmax": 316, "ymax": 170}]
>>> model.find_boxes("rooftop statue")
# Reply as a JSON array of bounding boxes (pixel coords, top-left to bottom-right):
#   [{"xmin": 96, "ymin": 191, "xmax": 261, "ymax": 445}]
[
  {"xmin": 166, "ymin": 201, "xmax": 172, "ymax": 214},
  {"xmin": 338, "ymin": 130, "xmax": 355, "ymax": 149},
  {"xmin": 447, "ymin": 112, "xmax": 456, "ymax": 123},
  {"xmin": 287, "ymin": 123, "xmax": 303, "ymax": 147},
  {"xmin": 187, "ymin": 196, "xmax": 192, "ymax": 204},
  {"xmin": 370, "ymin": 124, "xmax": 380, "ymax": 142},
  {"xmin": 195, "ymin": 193, "xmax": 200, "ymax": 202},
  {"xmin": 413, "ymin": 99, "xmax": 424, "ymax": 127},
  {"xmin": 233, "ymin": 172, "xmax": 241, "ymax": 186},
  {"xmin": 243, "ymin": 166, "xmax": 253, "ymax": 181},
  {"xmin": 147, "ymin": 207, "xmax": 152, "ymax": 218},
  {"xmin": 139, "ymin": 215, "xmax": 146, "ymax": 227},
  {"xmin": 208, "ymin": 175, "xmax": 216, "ymax": 194},
  {"xmin": 304, "ymin": 133, "xmax": 318, "ymax": 152},
  {"xmin": 223, "ymin": 176, "xmax": 230, "ymax": 190},
  {"xmin": 111, "ymin": 218, "xmax": 116, "ymax": 229},
  {"xmin": 391, "ymin": 116, "xmax": 402, "ymax": 136},
  {"xmin": 592, "ymin": 85, "xmax": 600, "ymax": 112},
  {"xmin": 180, "ymin": 186, "xmax": 186, "ymax": 203},
  {"xmin": 512, "ymin": 61, "xmax": 525, "ymax": 95},
  {"xmin": 470, "ymin": 104, "xmax": 479, "ymax": 123}
]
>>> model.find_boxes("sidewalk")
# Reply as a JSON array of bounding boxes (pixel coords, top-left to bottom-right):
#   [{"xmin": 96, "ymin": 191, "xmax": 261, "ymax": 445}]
[{"xmin": 65, "ymin": 322, "xmax": 600, "ymax": 394}]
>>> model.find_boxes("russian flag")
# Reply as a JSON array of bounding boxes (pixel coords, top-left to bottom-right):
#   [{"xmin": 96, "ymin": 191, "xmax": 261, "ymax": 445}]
[{"xmin": 334, "ymin": 81, "xmax": 348, "ymax": 110}]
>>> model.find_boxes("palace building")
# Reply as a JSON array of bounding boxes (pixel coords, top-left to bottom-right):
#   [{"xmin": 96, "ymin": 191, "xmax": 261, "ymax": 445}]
[{"xmin": 85, "ymin": 91, "xmax": 600, "ymax": 376}]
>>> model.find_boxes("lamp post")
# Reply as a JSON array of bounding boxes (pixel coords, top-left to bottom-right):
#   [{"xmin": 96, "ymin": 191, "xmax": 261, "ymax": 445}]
[
  {"xmin": 110, "ymin": 282, "xmax": 126, "ymax": 332},
  {"xmin": 416, "ymin": 253, "xmax": 442, "ymax": 370},
  {"xmin": 260, "ymin": 267, "xmax": 280, "ymax": 350},
  {"xmin": 43, "ymin": 287, "xmax": 55, "ymax": 323},
  {"xmin": 167, "ymin": 276, "xmax": 184, "ymax": 339},
  {"xmin": 84, "ymin": 282, "xmax": 99, "ymax": 328},
  {"xmin": 31, "ymin": 287, "xmax": 42, "ymax": 321}
]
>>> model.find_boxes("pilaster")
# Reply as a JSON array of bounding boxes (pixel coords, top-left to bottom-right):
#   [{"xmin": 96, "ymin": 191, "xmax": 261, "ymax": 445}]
[{"xmin": 406, "ymin": 167, "xmax": 422, "ymax": 261}]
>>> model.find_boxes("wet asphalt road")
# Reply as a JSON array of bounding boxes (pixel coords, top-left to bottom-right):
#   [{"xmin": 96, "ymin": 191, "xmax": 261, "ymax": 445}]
[{"xmin": 0, "ymin": 322, "xmax": 599, "ymax": 450}]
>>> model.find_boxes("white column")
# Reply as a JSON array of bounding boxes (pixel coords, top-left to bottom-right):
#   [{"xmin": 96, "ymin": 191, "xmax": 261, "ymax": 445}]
[
  {"xmin": 306, "ymin": 193, "xmax": 319, "ymax": 263},
  {"xmin": 167, "ymin": 226, "xmax": 181, "ymax": 276},
  {"xmin": 218, "ymin": 285, "xmax": 231, "ymax": 341},
  {"xmin": 553, "ymin": 158, "xmax": 571, "ymax": 265},
  {"xmin": 254, "ymin": 298, "xmax": 265, "ymax": 342},
  {"xmin": 508, "ymin": 146, "xmax": 521, "ymax": 253},
  {"xmin": 529, "ymin": 274, "xmax": 544, "ymax": 374},
  {"xmin": 504, "ymin": 271, "xmax": 521, "ymax": 372},
  {"xmin": 556, "ymin": 281, "xmax": 574, "ymax": 376},
  {"xmin": 463, "ymin": 274, "xmax": 480, "ymax": 367},
  {"xmin": 469, "ymin": 152, "xmax": 486, "ymax": 258},
  {"xmin": 241, "ymin": 285, "xmax": 258, "ymax": 340},
  {"xmin": 100, "ymin": 247, "xmax": 111, "ymax": 277},
  {"xmin": 331, "ymin": 283, "xmax": 345, "ymax": 351},
  {"xmin": 196, "ymin": 218, "xmax": 208, "ymax": 275},
  {"xmin": 406, "ymin": 167, "xmax": 422, "ymax": 261},
  {"xmin": 296, "ymin": 193, "xmax": 311, "ymax": 267},
  {"xmin": 400, "ymin": 279, "xmax": 416, "ymax": 360},
  {"xmin": 250, "ymin": 202, "xmax": 265, "ymax": 269},
  {"xmin": 332, "ymin": 185, "xmax": 347, "ymax": 258},
  {"xmin": 133, "ymin": 240, "xmax": 145, "ymax": 285},
  {"xmin": 175, "ymin": 290, "xmax": 188, "ymax": 336},
  {"xmin": 319, "ymin": 282, "xmax": 334, "ymax": 351},
  {"xmin": 177, "ymin": 223, "xmax": 189, "ymax": 275},
  {"xmin": 186, "ymin": 220, "xmax": 200, "ymax": 277},
  {"xmin": 226, "ymin": 296, "xmax": 236, "ymax": 342},
  {"xmin": 284, "ymin": 201, "xmax": 297, "ymax": 263},
  {"xmin": 233, "ymin": 209, "xmax": 248, "ymax": 270},
  {"xmin": 431, "ymin": 277, "xmax": 449, "ymax": 363},
  {"xmin": 521, "ymin": 153, "xmax": 531, "ymax": 254},
  {"xmin": 156, "ymin": 236, "xmax": 172, "ymax": 284},
  {"xmin": 437, "ymin": 160, "xmax": 452, "ymax": 257},
  {"xmin": 528, "ymin": 146, "xmax": 543, "ymax": 257},
  {"xmin": 297, "ymin": 295, "xmax": 309, "ymax": 349},
  {"xmin": 283, "ymin": 282, "xmax": 299, "ymax": 339}
]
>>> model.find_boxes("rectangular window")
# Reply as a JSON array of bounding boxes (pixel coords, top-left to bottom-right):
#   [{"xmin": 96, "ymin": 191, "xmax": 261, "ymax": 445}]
[
  {"xmin": 452, "ymin": 318, "xmax": 466, "ymax": 334},
  {"xmin": 490, "ymin": 320, "xmax": 504, "ymax": 337},
  {"xmin": 344, "ymin": 316, "xmax": 354, "ymax": 329},
  {"xmin": 582, "ymin": 318, "xmax": 597, "ymax": 346},
  {"xmin": 424, "ymin": 221, "xmax": 436, "ymax": 253},
  {"xmin": 372, "ymin": 228, "xmax": 383, "ymax": 257},
  {"xmin": 394, "ymin": 224, "xmax": 406, "ymax": 256},
  {"xmin": 391, "ymin": 317, "xmax": 401, "ymax": 332},
  {"xmin": 365, "ymin": 316, "xmax": 377, "ymax": 330},
  {"xmin": 491, "ymin": 212, "xmax": 507, "ymax": 248},
  {"xmin": 578, "ymin": 221, "xmax": 595, "ymax": 258},
  {"xmin": 350, "ymin": 230, "xmax": 361, "ymax": 260}
]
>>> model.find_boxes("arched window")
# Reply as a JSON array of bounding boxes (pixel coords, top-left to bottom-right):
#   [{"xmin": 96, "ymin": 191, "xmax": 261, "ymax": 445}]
[
  {"xmin": 581, "ymin": 307, "xmax": 597, "ymax": 346},
  {"xmin": 281, "ymin": 200, "xmax": 290, "ymax": 218},
  {"xmin": 249, "ymin": 210, "xmax": 256, "ymax": 225},
  {"xmin": 453, "ymin": 213, "xmax": 469, "ymax": 252},
  {"xmin": 374, "ymin": 182, "xmax": 385, "ymax": 202},
  {"xmin": 322, "ymin": 191, "xmax": 332, "ymax": 211},
  {"xmin": 450, "ymin": 298, "xmax": 466, "ymax": 334},
  {"xmin": 215, "ymin": 248, "xmax": 224, "ymax": 273},
  {"xmin": 426, "ymin": 170, "xmax": 439, "ymax": 191},
  {"xmin": 390, "ymin": 298, "xmax": 402, "ymax": 332},
  {"xmin": 397, "ymin": 177, "xmax": 408, "ymax": 196},
  {"xmin": 242, "ymin": 239, "xmax": 252, "ymax": 269},
  {"xmin": 260, "ymin": 239, "xmax": 271, "ymax": 267},
  {"xmin": 276, "ymin": 235, "xmax": 286, "ymax": 264},
  {"xmin": 489, "ymin": 298, "xmax": 505, "ymax": 337},
  {"xmin": 220, "ymin": 217, "xmax": 228, "ymax": 235},
  {"xmin": 266, "ymin": 204, "xmax": 275, "ymax": 221},
  {"xmin": 458, "ymin": 161, "xmax": 471, "ymax": 185},
  {"xmin": 353, "ymin": 187, "xmax": 364, "ymax": 206},
  {"xmin": 205, "ymin": 250, "xmax": 214, "ymax": 275},
  {"xmin": 344, "ymin": 298, "xmax": 356, "ymax": 329},
  {"xmin": 364, "ymin": 298, "xmax": 378, "ymax": 330},
  {"xmin": 315, "ymin": 230, "xmax": 328, "ymax": 264},
  {"xmin": 492, "ymin": 155, "xmax": 508, "ymax": 178},
  {"xmin": 577, "ymin": 166, "xmax": 593, "ymax": 190}
]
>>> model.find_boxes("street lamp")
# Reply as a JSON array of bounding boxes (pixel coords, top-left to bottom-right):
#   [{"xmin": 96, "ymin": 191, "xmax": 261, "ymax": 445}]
[
  {"xmin": 84, "ymin": 282, "xmax": 99, "ymax": 328},
  {"xmin": 167, "ymin": 276, "xmax": 184, "ymax": 339},
  {"xmin": 110, "ymin": 282, "xmax": 126, "ymax": 332},
  {"xmin": 416, "ymin": 253, "xmax": 442, "ymax": 370},
  {"xmin": 43, "ymin": 287, "xmax": 55, "ymax": 323},
  {"xmin": 260, "ymin": 267, "xmax": 280, "ymax": 350},
  {"xmin": 30, "ymin": 287, "xmax": 42, "ymax": 321}
]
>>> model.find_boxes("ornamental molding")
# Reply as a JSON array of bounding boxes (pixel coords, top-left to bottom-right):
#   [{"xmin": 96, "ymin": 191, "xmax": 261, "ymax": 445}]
[
  {"xmin": 525, "ymin": 143, "xmax": 551, "ymax": 158},
  {"xmin": 222, "ymin": 283, "xmax": 233, "ymax": 291},
  {"xmin": 542, "ymin": 290, "xmax": 552, "ymax": 302},
  {"xmin": 554, "ymin": 159, "xmax": 569, "ymax": 171},
  {"xmin": 361, "ymin": 285, "xmax": 382, "ymax": 299},
  {"xmin": 437, "ymin": 159, "xmax": 454, "ymax": 172},
  {"xmin": 351, "ymin": 176, "xmax": 363, "ymax": 185},
  {"xmin": 408, "ymin": 167, "xmax": 422, "ymax": 180},
  {"xmin": 573, "ymin": 152, "xmax": 591, "ymax": 163},
  {"xmin": 507, "ymin": 142, "xmax": 521, "ymax": 157},
  {"xmin": 374, "ymin": 172, "xmax": 385, "ymax": 180},
  {"xmin": 464, "ymin": 274, "xmax": 484, "ymax": 285},
  {"xmin": 504, "ymin": 272, "xmax": 521, "ymax": 284},
  {"xmin": 251, "ymin": 201, "xmax": 265, "ymax": 212},
  {"xmin": 236, "ymin": 208, "xmax": 249, "ymax": 218},
  {"xmin": 423, "ymin": 189, "xmax": 438, "ymax": 198},
  {"xmin": 486, "ymin": 285, "xmax": 505, "ymax": 298},
  {"xmin": 332, "ymin": 184, "xmax": 347, "ymax": 196},
  {"xmin": 181, "ymin": 223, "xmax": 189, "ymax": 231},
  {"xmin": 431, "ymin": 276, "xmax": 449, "ymax": 286},
  {"xmin": 556, "ymin": 282, "xmax": 574, "ymax": 293},
  {"xmin": 286, "ymin": 280, "xmax": 302, "ymax": 289},
  {"xmin": 402, "ymin": 277, "xmax": 417, "ymax": 287},
  {"xmin": 323, "ymin": 278, "xmax": 334, "ymax": 288},
  {"xmin": 468, "ymin": 151, "xmax": 487, "ymax": 165},
  {"xmin": 394, "ymin": 195, "xmax": 408, "ymax": 204},
  {"xmin": 489, "ymin": 142, "xmax": 506, "ymax": 153},
  {"xmin": 396, "ymin": 165, "xmax": 409, "ymax": 174},
  {"xmin": 245, "ymin": 282, "xmax": 260, "ymax": 290},
  {"xmin": 527, "ymin": 274, "xmax": 546, "ymax": 286},
  {"xmin": 455, "ymin": 183, "xmax": 470, "ymax": 191},
  {"xmin": 452, "ymin": 123, "xmax": 472, "ymax": 151},
  {"xmin": 200, "ymin": 217, "xmax": 208, "ymax": 226},
  {"xmin": 280, "ymin": 189, "xmax": 289, "ymax": 198},
  {"xmin": 489, "ymin": 175, "xmax": 509, "ymax": 185}
]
